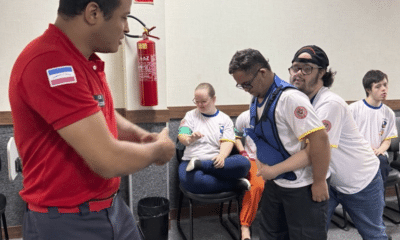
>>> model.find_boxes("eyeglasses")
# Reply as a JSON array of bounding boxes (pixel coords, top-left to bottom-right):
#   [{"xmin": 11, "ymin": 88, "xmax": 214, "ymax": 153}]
[
  {"xmin": 236, "ymin": 68, "xmax": 262, "ymax": 90},
  {"xmin": 288, "ymin": 65, "xmax": 322, "ymax": 75},
  {"xmin": 193, "ymin": 98, "xmax": 211, "ymax": 105}
]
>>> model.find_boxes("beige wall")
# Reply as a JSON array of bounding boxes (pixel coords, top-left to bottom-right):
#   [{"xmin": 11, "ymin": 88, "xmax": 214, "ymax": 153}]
[
  {"xmin": 1, "ymin": 0, "xmax": 400, "ymax": 111},
  {"xmin": 0, "ymin": 1, "xmax": 58, "ymax": 111},
  {"xmin": 165, "ymin": 0, "xmax": 400, "ymax": 106}
]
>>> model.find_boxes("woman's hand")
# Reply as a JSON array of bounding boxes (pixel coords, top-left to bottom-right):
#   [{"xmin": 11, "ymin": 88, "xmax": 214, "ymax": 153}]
[
  {"xmin": 212, "ymin": 154, "xmax": 226, "ymax": 168},
  {"xmin": 179, "ymin": 132, "xmax": 204, "ymax": 146},
  {"xmin": 190, "ymin": 132, "xmax": 204, "ymax": 144}
]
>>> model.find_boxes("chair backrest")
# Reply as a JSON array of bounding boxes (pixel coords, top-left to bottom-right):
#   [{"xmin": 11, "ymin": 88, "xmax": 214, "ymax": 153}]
[
  {"xmin": 7, "ymin": 137, "xmax": 22, "ymax": 181},
  {"xmin": 388, "ymin": 117, "xmax": 400, "ymax": 162},
  {"xmin": 175, "ymin": 138, "xmax": 186, "ymax": 164}
]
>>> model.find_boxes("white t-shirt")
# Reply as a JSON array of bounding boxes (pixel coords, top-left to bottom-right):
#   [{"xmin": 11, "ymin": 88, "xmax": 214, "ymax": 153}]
[
  {"xmin": 349, "ymin": 99, "xmax": 397, "ymax": 154},
  {"xmin": 313, "ymin": 87, "xmax": 380, "ymax": 194},
  {"xmin": 179, "ymin": 109, "xmax": 235, "ymax": 161},
  {"xmin": 257, "ymin": 88, "xmax": 327, "ymax": 188},
  {"xmin": 235, "ymin": 110, "xmax": 257, "ymax": 159}
]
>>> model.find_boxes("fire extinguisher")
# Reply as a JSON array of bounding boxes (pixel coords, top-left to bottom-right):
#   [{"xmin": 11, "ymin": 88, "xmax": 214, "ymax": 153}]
[{"xmin": 125, "ymin": 16, "xmax": 159, "ymax": 106}]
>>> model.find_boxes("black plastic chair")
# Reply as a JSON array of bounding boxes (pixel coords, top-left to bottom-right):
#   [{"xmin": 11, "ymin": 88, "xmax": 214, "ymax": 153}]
[
  {"xmin": 0, "ymin": 192, "xmax": 10, "ymax": 240},
  {"xmin": 383, "ymin": 117, "xmax": 400, "ymax": 224},
  {"xmin": 331, "ymin": 204, "xmax": 350, "ymax": 231},
  {"xmin": 175, "ymin": 140, "xmax": 243, "ymax": 240},
  {"xmin": 3, "ymin": 137, "xmax": 22, "ymax": 240}
]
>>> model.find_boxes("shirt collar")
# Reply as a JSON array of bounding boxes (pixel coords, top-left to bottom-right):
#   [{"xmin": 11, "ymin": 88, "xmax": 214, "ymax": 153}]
[{"xmin": 47, "ymin": 24, "xmax": 104, "ymax": 69}]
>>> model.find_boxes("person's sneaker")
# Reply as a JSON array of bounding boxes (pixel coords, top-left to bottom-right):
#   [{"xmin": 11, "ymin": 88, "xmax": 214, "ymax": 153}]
[
  {"xmin": 186, "ymin": 157, "xmax": 201, "ymax": 172},
  {"xmin": 236, "ymin": 178, "xmax": 251, "ymax": 191}
]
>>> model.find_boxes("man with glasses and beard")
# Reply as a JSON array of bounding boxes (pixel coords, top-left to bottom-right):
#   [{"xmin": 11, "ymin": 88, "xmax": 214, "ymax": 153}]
[
  {"xmin": 229, "ymin": 49, "xmax": 331, "ymax": 239},
  {"xmin": 289, "ymin": 45, "xmax": 389, "ymax": 239}
]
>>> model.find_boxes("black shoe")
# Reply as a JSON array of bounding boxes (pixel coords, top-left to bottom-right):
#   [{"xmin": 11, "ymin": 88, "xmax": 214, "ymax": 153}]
[
  {"xmin": 236, "ymin": 178, "xmax": 251, "ymax": 191},
  {"xmin": 186, "ymin": 157, "xmax": 201, "ymax": 172}
]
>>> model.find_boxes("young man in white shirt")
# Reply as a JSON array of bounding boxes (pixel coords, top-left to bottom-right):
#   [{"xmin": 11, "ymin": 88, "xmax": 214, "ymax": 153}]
[
  {"xmin": 349, "ymin": 70, "xmax": 398, "ymax": 184},
  {"xmin": 289, "ymin": 45, "xmax": 389, "ymax": 240}
]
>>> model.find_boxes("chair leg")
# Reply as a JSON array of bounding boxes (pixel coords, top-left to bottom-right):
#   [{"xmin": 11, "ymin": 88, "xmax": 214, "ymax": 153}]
[
  {"xmin": 219, "ymin": 202, "xmax": 224, "ymax": 225},
  {"xmin": 342, "ymin": 208, "xmax": 349, "ymax": 229},
  {"xmin": 236, "ymin": 197, "xmax": 242, "ymax": 240},
  {"xmin": 396, "ymin": 183, "xmax": 400, "ymax": 212},
  {"xmin": 176, "ymin": 191, "xmax": 187, "ymax": 240},
  {"xmin": 1, "ymin": 212, "xmax": 8, "ymax": 240},
  {"xmin": 219, "ymin": 202, "xmax": 239, "ymax": 240},
  {"xmin": 189, "ymin": 199, "xmax": 194, "ymax": 240},
  {"xmin": 383, "ymin": 183, "xmax": 400, "ymax": 224},
  {"xmin": 227, "ymin": 200, "xmax": 238, "ymax": 229},
  {"xmin": 331, "ymin": 206, "xmax": 350, "ymax": 231}
]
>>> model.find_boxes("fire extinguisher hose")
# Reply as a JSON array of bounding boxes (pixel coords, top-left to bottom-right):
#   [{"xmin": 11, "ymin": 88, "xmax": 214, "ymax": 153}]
[
  {"xmin": 125, "ymin": 15, "xmax": 146, "ymax": 38},
  {"xmin": 125, "ymin": 15, "xmax": 159, "ymax": 40}
]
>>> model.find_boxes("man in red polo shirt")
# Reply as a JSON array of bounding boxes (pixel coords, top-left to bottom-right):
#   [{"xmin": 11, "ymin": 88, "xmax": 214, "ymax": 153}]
[{"xmin": 8, "ymin": 0, "xmax": 175, "ymax": 239}]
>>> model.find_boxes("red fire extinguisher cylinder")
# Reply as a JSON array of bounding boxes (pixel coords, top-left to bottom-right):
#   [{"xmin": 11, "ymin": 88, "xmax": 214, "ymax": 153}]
[{"xmin": 137, "ymin": 37, "xmax": 158, "ymax": 106}]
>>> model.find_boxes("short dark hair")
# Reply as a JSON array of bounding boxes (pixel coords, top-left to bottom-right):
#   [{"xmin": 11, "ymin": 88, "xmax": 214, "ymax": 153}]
[
  {"xmin": 362, "ymin": 70, "xmax": 388, "ymax": 97},
  {"xmin": 58, "ymin": 0, "xmax": 121, "ymax": 20},
  {"xmin": 228, "ymin": 49, "xmax": 271, "ymax": 75},
  {"xmin": 195, "ymin": 83, "xmax": 216, "ymax": 98}
]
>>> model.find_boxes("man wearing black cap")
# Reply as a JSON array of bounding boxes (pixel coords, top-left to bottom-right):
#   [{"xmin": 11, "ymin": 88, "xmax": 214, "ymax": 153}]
[
  {"xmin": 289, "ymin": 45, "xmax": 389, "ymax": 239},
  {"xmin": 229, "ymin": 49, "xmax": 331, "ymax": 239}
]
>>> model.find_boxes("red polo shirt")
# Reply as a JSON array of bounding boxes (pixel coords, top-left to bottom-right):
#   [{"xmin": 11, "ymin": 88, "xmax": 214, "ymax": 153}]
[{"xmin": 9, "ymin": 24, "xmax": 120, "ymax": 207}]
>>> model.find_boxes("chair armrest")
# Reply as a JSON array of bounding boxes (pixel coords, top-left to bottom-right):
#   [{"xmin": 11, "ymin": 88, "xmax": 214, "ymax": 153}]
[
  {"xmin": 394, "ymin": 150, "xmax": 399, "ymax": 162},
  {"xmin": 390, "ymin": 159, "xmax": 400, "ymax": 171}
]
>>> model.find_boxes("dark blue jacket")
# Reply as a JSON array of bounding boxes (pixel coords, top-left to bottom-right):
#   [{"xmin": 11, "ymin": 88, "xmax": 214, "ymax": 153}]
[{"xmin": 245, "ymin": 75, "xmax": 297, "ymax": 180}]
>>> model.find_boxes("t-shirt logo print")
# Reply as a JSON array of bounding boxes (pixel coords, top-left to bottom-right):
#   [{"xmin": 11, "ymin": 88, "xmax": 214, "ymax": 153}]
[
  {"xmin": 380, "ymin": 119, "xmax": 388, "ymax": 136},
  {"xmin": 294, "ymin": 106, "xmax": 307, "ymax": 119},
  {"xmin": 219, "ymin": 125, "xmax": 224, "ymax": 138}
]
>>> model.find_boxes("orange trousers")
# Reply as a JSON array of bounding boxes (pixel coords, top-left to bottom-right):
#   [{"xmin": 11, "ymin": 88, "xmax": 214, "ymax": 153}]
[{"xmin": 240, "ymin": 160, "xmax": 265, "ymax": 226}]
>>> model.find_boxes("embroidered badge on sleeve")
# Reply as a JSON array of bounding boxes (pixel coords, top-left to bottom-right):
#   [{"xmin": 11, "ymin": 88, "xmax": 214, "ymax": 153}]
[
  {"xmin": 294, "ymin": 106, "xmax": 307, "ymax": 119},
  {"xmin": 46, "ymin": 66, "xmax": 77, "ymax": 87},
  {"xmin": 322, "ymin": 120, "xmax": 332, "ymax": 132}
]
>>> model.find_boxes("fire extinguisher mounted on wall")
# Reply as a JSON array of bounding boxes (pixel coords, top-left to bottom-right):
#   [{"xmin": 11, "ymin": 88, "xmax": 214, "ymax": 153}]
[{"xmin": 125, "ymin": 15, "xmax": 159, "ymax": 106}]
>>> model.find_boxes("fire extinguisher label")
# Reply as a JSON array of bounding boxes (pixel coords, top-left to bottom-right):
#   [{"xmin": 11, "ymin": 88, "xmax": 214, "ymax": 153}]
[
  {"xmin": 138, "ymin": 54, "xmax": 157, "ymax": 81},
  {"xmin": 138, "ymin": 43, "xmax": 148, "ymax": 50},
  {"xmin": 139, "ymin": 56, "xmax": 150, "ymax": 61}
]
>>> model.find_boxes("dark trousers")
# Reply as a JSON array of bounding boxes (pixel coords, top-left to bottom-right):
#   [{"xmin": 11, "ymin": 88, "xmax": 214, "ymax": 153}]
[
  {"xmin": 23, "ymin": 193, "xmax": 143, "ymax": 240},
  {"xmin": 258, "ymin": 180, "xmax": 328, "ymax": 240}
]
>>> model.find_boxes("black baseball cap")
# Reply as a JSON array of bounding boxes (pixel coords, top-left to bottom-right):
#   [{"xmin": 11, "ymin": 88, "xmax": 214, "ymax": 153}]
[{"xmin": 292, "ymin": 45, "xmax": 329, "ymax": 69}]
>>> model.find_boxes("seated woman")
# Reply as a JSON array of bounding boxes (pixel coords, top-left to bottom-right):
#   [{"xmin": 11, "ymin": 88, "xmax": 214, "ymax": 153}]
[{"xmin": 178, "ymin": 82, "xmax": 251, "ymax": 194}]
